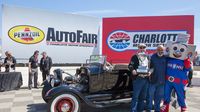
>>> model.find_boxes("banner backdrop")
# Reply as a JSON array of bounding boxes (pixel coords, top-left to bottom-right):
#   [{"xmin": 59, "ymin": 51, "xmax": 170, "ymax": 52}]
[
  {"xmin": 103, "ymin": 16, "xmax": 194, "ymax": 63},
  {"xmin": 2, "ymin": 5, "xmax": 100, "ymax": 63}
]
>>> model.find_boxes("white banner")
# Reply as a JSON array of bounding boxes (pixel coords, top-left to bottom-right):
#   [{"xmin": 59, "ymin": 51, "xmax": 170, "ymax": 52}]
[
  {"xmin": 2, "ymin": 5, "xmax": 101, "ymax": 63},
  {"xmin": 107, "ymin": 30, "xmax": 187, "ymax": 52}
]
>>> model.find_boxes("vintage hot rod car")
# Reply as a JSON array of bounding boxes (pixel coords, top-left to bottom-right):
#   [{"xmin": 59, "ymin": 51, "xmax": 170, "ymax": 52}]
[{"xmin": 42, "ymin": 55, "xmax": 132, "ymax": 112}]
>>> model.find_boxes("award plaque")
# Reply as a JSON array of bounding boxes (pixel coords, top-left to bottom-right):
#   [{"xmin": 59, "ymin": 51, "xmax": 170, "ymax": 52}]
[
  {"xmin": 136, "ymin": 53, "xmax": 149, "ymax": 74},
  {"xmin": 137, "ymin": 65, "xmax": 149, "ymax": 74}
]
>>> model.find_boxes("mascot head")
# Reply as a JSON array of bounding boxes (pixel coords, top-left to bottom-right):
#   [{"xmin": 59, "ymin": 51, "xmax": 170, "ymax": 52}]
[{"xmin": 165, "ymin": 33, "xmax": 196, "ymax": 60}]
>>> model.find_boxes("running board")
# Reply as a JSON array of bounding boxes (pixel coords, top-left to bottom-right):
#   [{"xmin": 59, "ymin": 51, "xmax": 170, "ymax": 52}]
[
  {"xmin": 92, "ymin": 98, "xmax": 131, "ymax": 108},
  {"xmin": 85, "ymin": 91, "xmax": 132, "ymax": 102}
]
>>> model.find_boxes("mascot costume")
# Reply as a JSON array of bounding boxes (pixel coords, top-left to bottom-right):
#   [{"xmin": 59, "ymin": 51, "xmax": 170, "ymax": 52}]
[{"xmin": 161, "ymin": 34, "xmax": 196, "ymax": 112}]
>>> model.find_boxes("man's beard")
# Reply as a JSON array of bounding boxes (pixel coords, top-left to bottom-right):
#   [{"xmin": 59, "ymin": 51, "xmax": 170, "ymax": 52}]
[{"xmin": 157, "ymin": 52, "xmax": 164, "ymax": 57}]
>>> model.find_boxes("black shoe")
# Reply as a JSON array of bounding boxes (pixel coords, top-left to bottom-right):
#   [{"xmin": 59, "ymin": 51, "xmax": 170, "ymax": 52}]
[
  {"xmin": 189, "ymin": 85, "xmax": 193, "ymax": 88},
  {"xmin": 34, "ymin": 87, "xmax": 39, "ymax": 89},
  {"xmin": 187, "ymin": 84, "xmax": 192, "ymax": 87},
  {"xmin": 28, "ymin": 87, "xmax": 32, "ymax": 90},
  {"xmin": 0, "ymin": 88, "xmax": 5, "ymax": 92}
]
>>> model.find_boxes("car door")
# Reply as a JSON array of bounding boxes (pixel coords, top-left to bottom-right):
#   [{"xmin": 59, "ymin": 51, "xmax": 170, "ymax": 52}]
[{"xmin": 88, "ymin": 63, "xmax": 104, "ymax": 93}]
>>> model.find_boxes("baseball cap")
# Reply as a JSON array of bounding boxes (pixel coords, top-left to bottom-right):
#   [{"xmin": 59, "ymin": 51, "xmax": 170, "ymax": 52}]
[{"xmin": 138, "ymin": 43, "xmax": 146, "ymax": 48}]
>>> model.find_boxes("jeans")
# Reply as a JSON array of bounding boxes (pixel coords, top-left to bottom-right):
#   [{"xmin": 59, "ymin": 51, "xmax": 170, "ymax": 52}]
[
  {"xmin": 28, "ymin": 68, "xmax": 38, "ymax": 88},
  {"xmin": 131, "ymin": 77, "xmax": 149, "ymax": 112},
  {"xmin": 42, "ymin": 70, "xmax": 50, "ymax": 81},
  {"xmin": 146, "ymin": 83, "xmax": 164, "ymax": 111},
  {"xmin": 187, "ymin": 69, "xmax": 193, "ymax": 87}
]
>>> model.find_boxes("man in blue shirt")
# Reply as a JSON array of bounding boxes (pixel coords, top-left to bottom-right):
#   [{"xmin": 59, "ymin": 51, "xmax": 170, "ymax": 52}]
[{"xmin": 147, "ymin": 45, "xmax": 166, "ymax": 112}]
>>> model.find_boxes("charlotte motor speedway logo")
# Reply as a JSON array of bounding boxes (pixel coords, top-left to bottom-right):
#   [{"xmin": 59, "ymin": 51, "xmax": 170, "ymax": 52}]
[
  {"xmin": 8, "ymin": 25, "xmax": 45, "ymax": 44},
  {"xmin": 107, "ymin": 30, "xmax": 187, "ymax": 51},
  {"xmin": 107, "ymin": 31, "xmax": 131, "ymax": 52}
]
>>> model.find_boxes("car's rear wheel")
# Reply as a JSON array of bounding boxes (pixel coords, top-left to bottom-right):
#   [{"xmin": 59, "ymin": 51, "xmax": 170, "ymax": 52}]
[{"xmin": 48, "ymin": 93, "xmax": 80, "ymax": 112}]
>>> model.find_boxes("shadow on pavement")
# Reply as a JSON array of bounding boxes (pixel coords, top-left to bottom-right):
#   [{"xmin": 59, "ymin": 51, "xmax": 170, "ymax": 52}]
[
  {"xmin": 27, "ymin": 103, "xmax": 47, "ymax": 112},
  {"xmin": 81, "ymin": 103, "xmax": 130, "ymax": 112},
  {"xmin": 26, "ymin": 103, "xmax": 130, "ymax": 112}
]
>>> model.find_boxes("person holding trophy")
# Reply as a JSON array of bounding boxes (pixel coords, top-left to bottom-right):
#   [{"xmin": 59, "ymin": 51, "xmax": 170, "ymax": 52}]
[{"xmin": 128, "ymin": 43, "xmax": 151, "ymax": 112}]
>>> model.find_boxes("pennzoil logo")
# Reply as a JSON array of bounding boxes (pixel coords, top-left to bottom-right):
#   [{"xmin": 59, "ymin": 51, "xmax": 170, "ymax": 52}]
[{"xmin": 8, "ymin": 25, "xmax": 45, "ymax": 44}]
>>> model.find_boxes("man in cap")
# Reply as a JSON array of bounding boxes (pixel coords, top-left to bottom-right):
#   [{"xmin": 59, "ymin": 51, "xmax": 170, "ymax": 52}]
[
  {"xmin": 40, "ymin": 52, "xmax": 52, "ymax": 81},
  {"xmin": 146, "ymin": 45, "xmax": 167, "ymax": 112},
  {"xmin": 128, "ymin": 43, "xmax": 151, "ymax": 112}
]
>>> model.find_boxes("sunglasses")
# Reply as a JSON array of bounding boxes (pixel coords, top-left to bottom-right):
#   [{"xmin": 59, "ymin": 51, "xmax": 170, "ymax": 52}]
[
  {"xmin": 158, "ymin": 51, "xmax": 164, "ymax": 54},
  {"xmin": 139, "ymin": 46, "xmax": 146, "ymax": 49}
]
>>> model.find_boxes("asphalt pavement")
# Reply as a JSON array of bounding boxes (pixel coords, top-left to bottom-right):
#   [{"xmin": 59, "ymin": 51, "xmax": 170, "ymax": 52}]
[{"xmin": 0, "ymin": 67, "xmax": 200, "ymax": 112}]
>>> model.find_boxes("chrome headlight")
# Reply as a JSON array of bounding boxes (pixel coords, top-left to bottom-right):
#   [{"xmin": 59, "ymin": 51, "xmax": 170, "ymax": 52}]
[
  {"xmin": 53, "ymin": 71, "xmax": 58, "ymax": 79},
  {"xmin": 47, "ymin": 75, "xmax": 54, "ymax": 83},
  {"xmin": 47, "ymin": 76, "xmax": 51, "ymax": 83},
  {"xmin": 51, "ymin": 78, "xmax": 55, "ymax": 87}
]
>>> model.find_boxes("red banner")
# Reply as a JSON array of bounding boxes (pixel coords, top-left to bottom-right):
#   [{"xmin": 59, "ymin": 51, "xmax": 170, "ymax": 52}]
[{"xmin": 102, "ymin": 15, "xmax": 194, "ymax": 64}]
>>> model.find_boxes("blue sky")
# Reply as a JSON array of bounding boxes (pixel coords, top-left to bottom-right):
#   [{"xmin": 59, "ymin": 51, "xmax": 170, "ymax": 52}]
[{"xmin": 1, "ymin": 0, "xmax": 200, "ymax": 51}]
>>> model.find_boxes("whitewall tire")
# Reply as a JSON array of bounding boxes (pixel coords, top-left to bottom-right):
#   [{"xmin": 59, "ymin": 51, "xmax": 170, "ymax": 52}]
[{"xmin": 48, "ymin": 93, "xmax": 80, "ymax": 112}]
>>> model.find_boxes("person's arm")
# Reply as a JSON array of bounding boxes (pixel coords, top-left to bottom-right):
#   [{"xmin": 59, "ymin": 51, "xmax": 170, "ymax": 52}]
[
  {"xmin": 12, "ymin": 57, "xmax": 16, "ymax": 65},
  {"xmin": 28, "ymin": 62, "xmax": 31, "ymax": 73},
  {"xmin": 28, "ymin": 57, "xmax": 32, "ymax": 73},
  {"xmin": 184, "ymin": 58, "xmax": 191, "ymax": 71},
  {"xmin": 4, "ymin": 58, "xmax": 6, "ymax": 64},
  {"xmin": 49, "ymin": 57, "xmax": 52, "ymax": 70},
  {"xmin": 0, "ymin": 58, "xmax": 2, "ymax": 66},
  {"xmin": 40, "ymin": 58, "xmax": 43, "ymax": 71},
  {"xmin": 128, "ymin": 55, "xmax": 138, "ymax": 75},
  {"xmin": 149, "ymin": 55, "xmax": 154, "ymax": 75},
  {"xmin": 4, "ymin": 57, "xmax": 7, "ymax": 65}
]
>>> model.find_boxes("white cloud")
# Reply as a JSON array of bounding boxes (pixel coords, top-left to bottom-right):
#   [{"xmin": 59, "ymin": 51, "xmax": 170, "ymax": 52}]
[
  {"xmin": 154, "ymin": 7, "xmax": 196, "ymax": 16},
  {"xmin": 161, "ymin": 8, "xmax": 194, "ymax": 14}
]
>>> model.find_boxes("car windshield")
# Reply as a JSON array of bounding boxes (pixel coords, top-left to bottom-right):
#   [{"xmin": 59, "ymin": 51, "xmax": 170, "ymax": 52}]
[{"xmin": 89, "ymin": 55, "xmax": 106, "ymax": 64}]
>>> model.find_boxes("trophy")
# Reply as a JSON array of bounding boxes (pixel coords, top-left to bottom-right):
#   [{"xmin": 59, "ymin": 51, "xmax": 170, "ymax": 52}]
[{"xmin": 136, "ymin": 52, "xmax": 149, "ymax": 74}]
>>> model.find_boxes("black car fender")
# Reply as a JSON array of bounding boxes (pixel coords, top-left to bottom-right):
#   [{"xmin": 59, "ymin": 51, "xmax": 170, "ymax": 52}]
[
  {"xmin": 45, "ymin": 85, "xmax": 100, "ymax": 108},
  {"xmin": 41, "ymin": 80, "xmax": 49, "ymax": 86},
  {"xmin": 42, "ymin": 80, "xmax": 53, "ymax": 103}
]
